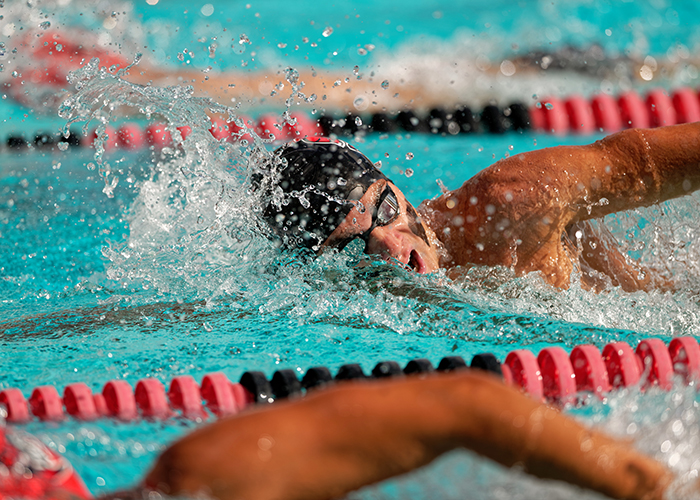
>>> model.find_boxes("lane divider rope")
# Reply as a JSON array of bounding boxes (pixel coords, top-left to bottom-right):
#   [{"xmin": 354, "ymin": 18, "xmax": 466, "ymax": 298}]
[
  {"xmin": 5, "ymin": 86, "xmax": 699, "ymax": 150},
  {"xmin": 1, "ymin": 336, "xmax": 698, "ymax": 423}
]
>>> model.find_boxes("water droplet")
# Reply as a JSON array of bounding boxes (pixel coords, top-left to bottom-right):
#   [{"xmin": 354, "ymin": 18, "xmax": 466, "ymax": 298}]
[
  {"xmin": 381, "ymin": 80, "xmax": 389, "ymax": 89},
  {"xmin": 177, "ymin": 53, "xmax": 184, "ymax": 62},
  {"xmin": 208, "ymin": 43, "xmax": 217, "ymax": 58},
  {"xmin": 57, "ymin": 142, "xmax": 68, "ymax": 151},
  {"xmin": 39, "ymin": 21, "xmax": 50, "ymax": 30},
  {"xmin": 355, "ymin": 116, "xmax": 362, "ymax": 126},
  {"xmin": 357, "ymin": 48, "xmax": 367, "ymax": 56},
  {"xmin": 405, "ymin": 152, "xmax": 414, "ymax": 160},
  {"xmin": 322, "ymin": 26, "xmax": 333, "ymax": 37},
  {"xmin": 353, "ymin": 95, "xmax": 368, "ymax": 111},
  {"xmin": 405, "ymin": 168, "xmax": 413, "ymax": 178},
  {"xmin": 353, "ymin": 66, "xmax": 359, "ymax": 76},
  {"xmin": 545, "ymin": 102, "xmax": 553, "ymax": 110},
  {"xmin": 239, "ymin": 34, "xmax": 250, "ymax": 45}
]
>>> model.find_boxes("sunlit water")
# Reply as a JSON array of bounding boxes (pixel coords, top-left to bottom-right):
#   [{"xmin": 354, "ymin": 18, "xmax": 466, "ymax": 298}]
[{"xmin": 2, "ymin": 0, "xmax": 700, "ymax": 498}]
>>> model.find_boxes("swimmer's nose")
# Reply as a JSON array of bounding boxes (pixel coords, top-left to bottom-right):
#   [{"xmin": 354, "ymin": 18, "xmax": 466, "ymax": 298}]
[{"xmin": 365, "ymin": 226, "xmax": 407, "ymax": 263}]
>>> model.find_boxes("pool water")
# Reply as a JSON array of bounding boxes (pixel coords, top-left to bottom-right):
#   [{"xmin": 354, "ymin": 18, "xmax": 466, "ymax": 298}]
[{"xmin": 3, "ymin": 0, "xmax": 700, "ymax": 498}]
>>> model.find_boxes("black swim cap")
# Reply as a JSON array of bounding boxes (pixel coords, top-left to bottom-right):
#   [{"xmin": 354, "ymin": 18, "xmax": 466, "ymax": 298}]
[{"xmin": 261, "ymin": 138, "xmax": 389, "ymax": 250}]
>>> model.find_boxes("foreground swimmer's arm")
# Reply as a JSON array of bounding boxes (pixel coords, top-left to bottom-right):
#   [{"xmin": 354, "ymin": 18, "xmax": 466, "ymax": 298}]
[{"xmin": 132, "ymin": 371, "xmax": 672, "ymax": 500}]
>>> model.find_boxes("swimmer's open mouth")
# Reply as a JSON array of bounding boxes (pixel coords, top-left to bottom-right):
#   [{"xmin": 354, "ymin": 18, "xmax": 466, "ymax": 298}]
[{"xmin": 409, "ymin": 250, "xmax": 422, "ymax": 273}]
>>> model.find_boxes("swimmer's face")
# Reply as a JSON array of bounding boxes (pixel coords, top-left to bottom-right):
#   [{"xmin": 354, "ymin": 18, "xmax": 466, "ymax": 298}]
[{"xmin": 321, "ymin": 180, "xmax": 440, "ymax": 274}]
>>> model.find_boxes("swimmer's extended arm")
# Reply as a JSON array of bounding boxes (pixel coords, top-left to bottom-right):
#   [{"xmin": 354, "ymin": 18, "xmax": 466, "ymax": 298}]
[
  {"xmin": 138, "ymin": 372, "xmax": 671, "ymax": 500},
  {"xmin": 490, "ymin": 122, "xmax": 700, "ymax": 225}
]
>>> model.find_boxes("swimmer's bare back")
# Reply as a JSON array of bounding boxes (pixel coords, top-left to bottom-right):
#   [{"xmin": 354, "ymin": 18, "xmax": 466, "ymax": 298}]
[
  {"xmin": 124, "ymin": 372, "xmax": 672, "ymax": 500},
  {"xmin": 418, "ymin": 122, "xmax": 700, "ymax": 290},
  {"xmin": 124, "ymin": 65, "xmax": 446, "ymax": 113}
]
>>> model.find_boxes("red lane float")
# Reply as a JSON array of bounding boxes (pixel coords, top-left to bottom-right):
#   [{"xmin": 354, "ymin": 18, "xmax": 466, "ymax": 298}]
[
  {"xmin": 228, "ymin": 116, "xmax": 255, "ymax": 143},
  {"xmin": 63, "ymin": 383, "xmax": 98, "ymax": 420},
  {"xmin": 29, "ymin": 386, "xmax": 64, "ymax": 421},
  {"xmin": 231, "ymin": 382, "xmax": 255, "ymax": 409},
  {"xmin": 668, "ymin": 336, "xmax": 700, "ymax": 382},
  {"xmin": 570, "ymin": 345, "xmax": 611, "ymax": 395},
  {"xmin": 93, "ymin": 393, "xmax": 108, "ymax": 417},
  {"xmin": 103, "ymin": 380, "xmax": 137, "ymax": 420},
  {"xmin": 529, "ymin": 103, "xmax": 546, "ymax": 131},
  {"xmin": 539, "ymin": 97, "xmax": 569, "ymax": 135},
  {"xmin": 538, "ymin": 347, "xmax": 577, "ymax": 402},
  {"xmin": 210, "ymin": 118, "xmax": 232, "ymax": 141},
  {"xmin": 671, "ymin": 87, "xmax": 700, "ymax": 124},
  {"xmin": 0, "ymin": 389, "xmax": 30, "ymax": 423},
  {"xmin": 602, "ymin": 342, "xmax": 642, "ymax": 389},
  {"xmin": 591, "ymin": 94, "xmax": 623, "ymax": 132},
  {"xmin": 117, "ymin": 123, "xmax": 146, "ymax": 150},
  {"xmin": 145, "ymin": 122, "xmax": 172, "ymax": 148},
  {"xmin": 647, "ymin": 89, "xmax": 677, "ymax": 127},
  {"xmin": 504, "ymin": 350, "xmax": 544, "ymax": 401},
  {"xmin": 135, "ymin": 378, "xmax": 171, "ymax": 418},
  {"xmin": 83, "ymin": 126, "xmax": 118, "ymax": 151},
  {"xmin": 200, "ymin": 373, "xmax": 239, "ymax": 417},
  {"xmin": 565, "ymin": 96, "xmax": 596, "ymax": 134},
  {"xmin": 285, "ymin": 112, "xmax": 324, "ymax": 139},
  {"xmin": 636, "ymin": 338, "xmax": 674, "ymax": 390},
  {"xmin": 618, "ymin": 91, "xmax": 650, "ymax": 129},
  {"xmin": 168, "ymin": 375, "xmax": 205, "ymax": 417}
]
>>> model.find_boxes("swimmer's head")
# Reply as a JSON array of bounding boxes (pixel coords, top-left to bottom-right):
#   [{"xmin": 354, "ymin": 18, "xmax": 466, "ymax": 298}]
[{"xmin": 261, "ymin": 138, "xmax": 389, "ymax": 250}]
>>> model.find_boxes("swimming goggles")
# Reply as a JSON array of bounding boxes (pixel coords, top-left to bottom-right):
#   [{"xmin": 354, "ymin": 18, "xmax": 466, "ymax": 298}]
[{"xmin": 327, "ymin": 184, "xmax": 401, "ymax": 250}]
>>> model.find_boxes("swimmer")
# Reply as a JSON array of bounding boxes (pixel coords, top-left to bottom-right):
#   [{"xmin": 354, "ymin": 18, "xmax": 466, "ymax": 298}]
[
  {"xmin": 260, "ymin": 123, "xmax": 700, "ymax": 291},
  {"xmin": 113, "ymin": 371, "xmax": 676, "ymax": 500}
]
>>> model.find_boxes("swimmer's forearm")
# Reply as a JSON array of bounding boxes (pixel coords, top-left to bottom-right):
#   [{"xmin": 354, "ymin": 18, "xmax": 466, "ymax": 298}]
[
  {"xmin": 416, "ymin": 372, "xmax": 672, "ymax": 500},
  {"xmin": 588, "ymin": 123, "xmax": 700, "ymax": 215},
  {"xmin": 142, "ymin": 372, "xmax": 672, "ymax": 500}
]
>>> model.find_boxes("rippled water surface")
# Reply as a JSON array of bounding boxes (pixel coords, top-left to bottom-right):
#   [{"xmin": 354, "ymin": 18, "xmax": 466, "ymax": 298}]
[{"xmin": 2, "ymin": 0, "xmax": 700, "ymax": 497}]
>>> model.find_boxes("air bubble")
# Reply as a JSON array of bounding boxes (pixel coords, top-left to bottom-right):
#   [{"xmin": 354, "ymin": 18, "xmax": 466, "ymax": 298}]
[
  {"xmin": 381, "ymin": 80, "xmax": 389, "ymax": 89},
  {"xmin": 39, "ymin": 21, "xmax": 50, "ymax": 30},
  {"xmin": 322, "ymin": 27, "xmax": 333, "ymax": 37},
  {"xmin": 405, "ymin": 168, "xmax": 413, "ymax": 178},
  {"xmin": 405, "ymin": 152, "xmax": 414, "ymax": 160},
  {"xmin": 58, "ymin": 142, "xmax": 68, "ymax": 151}
]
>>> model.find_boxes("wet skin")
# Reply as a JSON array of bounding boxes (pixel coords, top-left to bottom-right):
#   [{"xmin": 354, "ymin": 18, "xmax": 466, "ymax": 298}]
[{"xmin": 327, "ymin": 123, "xmax": 700, "ymax": 291}]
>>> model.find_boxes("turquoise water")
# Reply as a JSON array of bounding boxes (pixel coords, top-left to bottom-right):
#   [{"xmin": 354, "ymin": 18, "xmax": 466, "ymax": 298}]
[{"xmin": 3, "ymin": 0, "xmax": 700, "ymax": 498}]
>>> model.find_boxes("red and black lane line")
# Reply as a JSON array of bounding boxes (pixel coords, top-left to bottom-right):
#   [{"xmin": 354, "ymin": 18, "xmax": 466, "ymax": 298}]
[{"xmin": 1, "ymin": 336, "xmax": 697, "ymax": 423}]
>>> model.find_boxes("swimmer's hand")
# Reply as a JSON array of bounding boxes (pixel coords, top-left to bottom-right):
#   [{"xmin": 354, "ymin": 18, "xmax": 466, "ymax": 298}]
[{"xmin": 138, "ymin": 372, "xmax": 672, "ymax": 500}]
